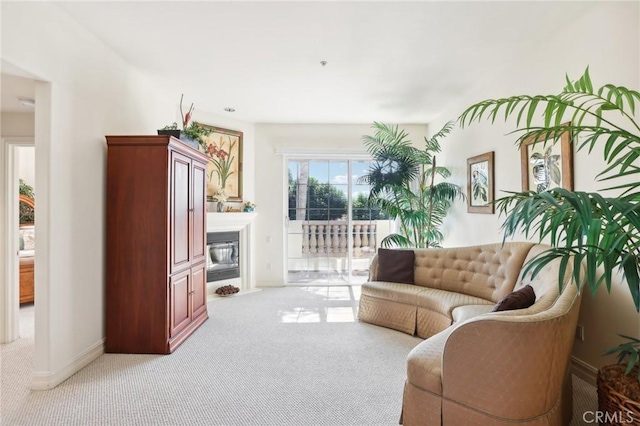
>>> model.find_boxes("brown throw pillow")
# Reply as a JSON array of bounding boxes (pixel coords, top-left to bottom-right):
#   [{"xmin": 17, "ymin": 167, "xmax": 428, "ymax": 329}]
[
  {"xmin": 492, "ymin": 285, "xmax": 536, "ymax": 312},
  {"xmin": 376, "ymin": 248, "xmax": 415, "ymax": 284}
]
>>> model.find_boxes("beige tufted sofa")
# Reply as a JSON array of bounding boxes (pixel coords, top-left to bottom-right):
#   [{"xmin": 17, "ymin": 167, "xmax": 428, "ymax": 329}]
[{"xmin": 358, "ymin": 242, "xmax": 582, "ymax": 426}]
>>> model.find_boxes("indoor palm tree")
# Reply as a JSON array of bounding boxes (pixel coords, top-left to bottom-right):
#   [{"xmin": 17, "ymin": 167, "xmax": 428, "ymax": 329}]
[
  {"xmin": 459, "ymin": 68, "xmax": 640, "ymax": 407},
  {"xmin": 359, "ymin": 122, "xmax": 464, "ymax": 248}
]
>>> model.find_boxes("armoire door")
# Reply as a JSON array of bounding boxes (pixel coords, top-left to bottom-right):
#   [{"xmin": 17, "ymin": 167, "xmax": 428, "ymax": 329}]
[
  {"xmin": 170, "ymin": 150, "xmax": 192, "ymax": 274},
  {"xmin": 192, "ymin": 160, "xmax": 207, "ymax": 265},
  {"xmin": 191, "ymin": 262, "xmax": 207, "ymax": 319},
  {"xmin": 170, "ymin": 269, "xmax": 191, "ymax": 337}
]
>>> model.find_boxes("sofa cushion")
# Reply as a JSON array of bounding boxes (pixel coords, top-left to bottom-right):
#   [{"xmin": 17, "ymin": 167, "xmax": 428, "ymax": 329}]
[
  {"xmin": 491, "ymin": 285, "xmax": 536, "ymax": 312},
  {"xmin": 406, "ymin": 327, "xmax": 455, "ymax": 395},
  {"xmin": 358, "ymin": 295, "xmax": 417, "ymax": 335},
  {"xmin": 416, "ymin": 288, "xmax": 493, "ymax": 317},
  {"xmin": 361, "ymin": 281, "xmax": 422, "ymax": 306},
  {"xmin": 376, "ymin": 248, "xmax": 415, "ymax": 284},
  {"xmin": 416, "ymin": 308, "xmax": 453, "ymax": 339},
  {"xmin": 451, "ymin": 304, "xmax": 495, "ymax": 324}
]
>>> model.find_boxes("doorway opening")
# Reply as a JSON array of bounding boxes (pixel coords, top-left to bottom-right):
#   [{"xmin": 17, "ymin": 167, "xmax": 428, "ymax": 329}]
[
  {"xmin": 17, "ymin": 148, "xmax": 36, "ymax": 339},
  {"xmin": 1, "ymin": 70, "xmax": 39, "ymax": 347},
  {"xmin": 1, "ymin": 138, "xmax": 35, "ymax": 341}
]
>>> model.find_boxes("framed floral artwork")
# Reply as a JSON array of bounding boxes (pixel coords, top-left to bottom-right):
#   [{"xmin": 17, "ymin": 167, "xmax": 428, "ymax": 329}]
[
  {"xmin": 520, "ymin": 123, "xmax": 573, "ymax": 192},
  {"xmin": 197, "ymin": 124, "xmax": 243, "ymax": 202},
  {"xmin": 467, "ymin": 151, "xmax": 494, "ymax": 214}
]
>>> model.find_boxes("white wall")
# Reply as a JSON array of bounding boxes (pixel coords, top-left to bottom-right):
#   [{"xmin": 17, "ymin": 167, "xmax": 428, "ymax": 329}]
[
  {"xmin": 1, "ymin": 112, "xmax": 34, "ymax": 137},
  {"xmin": 2, "ymin": 2, "xmax": 176, "ymax": 387},
  {"xmin": 191, "ymin": 110, "xmax": 255, "ymax": 208},
  {"xmin": 253, "ymin": 123, "xmax": 429, "ymax": 286},
  {"xmin": 428, "ymin": 2, "xmax": 640, "ymax": 371},
  {"xmin": 17, "ymin": 146, "xmax": 35, "ymax": 190},
  {"xmin": 0, "ymin": 112, "xmax": 35, "ymax": 195}
]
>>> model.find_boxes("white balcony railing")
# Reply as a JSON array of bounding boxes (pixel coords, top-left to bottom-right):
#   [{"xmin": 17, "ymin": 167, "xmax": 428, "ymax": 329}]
[
  {"xmin": 302, "ymin": 220, "xmax": 374, "ymax": 256},
  {"xmin": 288, "ymin": 220, "xmax": 392, "ymax": 259}
]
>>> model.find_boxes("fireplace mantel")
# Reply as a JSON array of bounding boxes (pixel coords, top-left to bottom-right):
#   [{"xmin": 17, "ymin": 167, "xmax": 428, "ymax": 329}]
[
  {"xmin": 207, "ymin": 212, "xmax": 257, "ymax": 229},
  {"xmin": 207, "ymin": 212, "xmax": 257, "ymax": 294}
]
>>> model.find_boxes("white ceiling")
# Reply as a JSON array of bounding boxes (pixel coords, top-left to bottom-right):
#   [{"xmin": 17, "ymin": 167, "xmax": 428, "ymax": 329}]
[{"xmin": 11, "ymin": 2, "xmax": 595, "ymax": 123}]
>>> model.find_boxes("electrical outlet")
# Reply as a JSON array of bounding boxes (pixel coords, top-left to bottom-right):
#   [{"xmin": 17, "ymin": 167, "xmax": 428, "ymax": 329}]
[
  {"xmin": 266, "ymin": 263, "xmax": 272, "ymax": 270},
  {"xmin": 575, "ymin": 324, "xmax": 585, "ymax": 342}
]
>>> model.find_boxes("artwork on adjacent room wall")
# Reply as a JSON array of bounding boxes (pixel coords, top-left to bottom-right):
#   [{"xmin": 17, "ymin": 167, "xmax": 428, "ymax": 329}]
[
  {"xmin": 467, "ymin": 151, "xmax": 495, "ymax": 214},
  {"xmin": 198, "ymin": 124, "xmax": 243, "ymax": 202},
  {"xmin": 520, "ymin": 123, "xmax": 573, "ymax": 192}
]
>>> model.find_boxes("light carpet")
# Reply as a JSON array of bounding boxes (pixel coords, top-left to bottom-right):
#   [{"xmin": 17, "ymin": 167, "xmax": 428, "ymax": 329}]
[{"xmin": 1, "ymin": 286, "xmax": 596, "ymax": 425}]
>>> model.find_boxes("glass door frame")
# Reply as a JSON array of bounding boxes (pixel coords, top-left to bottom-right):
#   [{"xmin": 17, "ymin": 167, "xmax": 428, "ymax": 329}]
[{"xmin": 279, "ymin": 149, "xmax": 374, "ymax": 286}]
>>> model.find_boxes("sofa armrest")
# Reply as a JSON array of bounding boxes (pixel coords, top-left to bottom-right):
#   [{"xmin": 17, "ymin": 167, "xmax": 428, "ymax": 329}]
[
  {"xmin": 441, "ymin": 298, "xmax": 580, "ymax": 420},
  {"xmin": 369, "ymin": 254, "xmax": 378, "ymax": 281}
]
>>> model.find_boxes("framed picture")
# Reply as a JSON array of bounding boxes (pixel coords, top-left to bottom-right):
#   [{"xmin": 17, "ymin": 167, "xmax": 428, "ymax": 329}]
[
  {"xmin": 521, "ymin": 123, "xmax": 573, "ymax": 192},
  {"xmin": 198, "ymin": 124, "xmax": 243, "ymax": 202},
  {"xmin": 467, "ymin": 151, "xmax": 495, "ymax": 214}
]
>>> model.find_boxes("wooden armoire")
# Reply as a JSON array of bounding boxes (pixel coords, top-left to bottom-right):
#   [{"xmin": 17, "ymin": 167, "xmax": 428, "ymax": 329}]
[{"xmin": 105, "ymin": 135, "xmax": 209, "ymax": 354}]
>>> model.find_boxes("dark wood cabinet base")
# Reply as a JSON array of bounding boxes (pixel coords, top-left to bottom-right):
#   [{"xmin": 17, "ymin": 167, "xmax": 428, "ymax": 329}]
[{"xmin": 168, "ymin": 311, "xmax": 208, "ymax": 353}]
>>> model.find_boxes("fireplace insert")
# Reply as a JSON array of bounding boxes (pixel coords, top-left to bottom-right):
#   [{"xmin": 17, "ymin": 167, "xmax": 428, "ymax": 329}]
[{"xmin": 207, "ymin": 231, "xmax": 240, "ymax": 282}]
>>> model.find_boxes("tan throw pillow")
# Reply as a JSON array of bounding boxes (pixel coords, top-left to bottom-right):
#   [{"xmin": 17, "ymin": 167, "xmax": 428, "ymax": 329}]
[
  {"xmin": 492, "ymin": 285, "xmax": 536, "ymax": 312},
  {"xmin": 376, "ymin": 248, "xmax": 415, "ymax": 284}
]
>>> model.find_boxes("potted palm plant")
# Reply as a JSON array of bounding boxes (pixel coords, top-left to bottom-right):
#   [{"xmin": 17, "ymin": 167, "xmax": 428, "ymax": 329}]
[
  {"xmin": 359, "ymin": 121, "xmax": 464, "ymax": 248},
  {"xmin": 459, "ymin": 67, "xmax": 639, "ymax": 419}
]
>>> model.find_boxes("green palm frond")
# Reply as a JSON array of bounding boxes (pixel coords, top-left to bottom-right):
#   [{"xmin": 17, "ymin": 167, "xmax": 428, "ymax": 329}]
[
  {"xmin": 371, "ymin": 122, "xmax": 413, "ymax": 147},
  {"xmin": 381, "ymin": 233, "xmax": 413, "ymax": 248},
  {"xmin": 426, "ymin": 182, "xmax": 465, "ymax": 204},
  {"xmin": 362, "ymin": 121, "xmax": 464, "ymax": 248},
  {"xmin": 422, "ymin": 166, "xmax": 452, "ymax": 180},
  {"xmin": 413, "ymin": 150, "xmax": 433, "ymax": 166},
  {"xmin": 359, "ymin": 128, "xmax": 420, "ymax": 194},
  {"xmin": 370, "ymin": 197, "xmax": 403, "ymax": 219},
  {"xmin": 424, "ymin": 121, "xmax": 454, "ymax": 152},
  {"xmin": 496, "ymin": 188, "xmax": 640, "ymax": 311},
  {"xmin": 603, "ymin": 335, "xmax": 640, "ymax": 381}
]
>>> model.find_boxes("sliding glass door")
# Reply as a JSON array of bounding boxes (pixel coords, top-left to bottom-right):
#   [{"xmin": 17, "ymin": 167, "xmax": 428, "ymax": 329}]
[{"xmin": 286, "ymin": 159, "xmax": 390, "ymax": 284}]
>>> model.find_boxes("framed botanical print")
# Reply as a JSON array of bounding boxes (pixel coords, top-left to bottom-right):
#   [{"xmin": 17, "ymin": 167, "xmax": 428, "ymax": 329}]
[
  {"xmin": 467, "ymin": 151, "xmax": 494, "ymax": 214},
  {"xmin": 520, "ymin": 123, "xmax": 573, "ymax": 192},
  {"xmin": 197, "ymin": 124, "xmax": 243, "ymax": 202}
]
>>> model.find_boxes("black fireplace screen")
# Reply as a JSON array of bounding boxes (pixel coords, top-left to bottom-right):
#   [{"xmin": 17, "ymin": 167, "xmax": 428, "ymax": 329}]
[{"xmin": 207, "ymin": 231, "xmax": 240, "ymax": 282}]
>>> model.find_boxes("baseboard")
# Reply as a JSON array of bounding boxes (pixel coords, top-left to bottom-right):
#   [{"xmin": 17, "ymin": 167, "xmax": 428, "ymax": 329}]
[
  {"xmin": 31, "ymin": 338, "xmax": 105, "ymax": 390},
  {"xmin": 256, "ymin": 282, "xmax": 285, "ymax": 287},
  {"xmin": 571, "ymin": 356, "xmax": 597, "ymax": 386}
]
